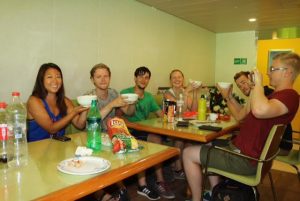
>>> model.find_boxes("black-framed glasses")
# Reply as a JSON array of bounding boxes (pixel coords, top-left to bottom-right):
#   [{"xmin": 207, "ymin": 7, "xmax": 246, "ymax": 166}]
[{"xmin": 269, "ymin": 66, "xmax": 287, "ymax": 73}]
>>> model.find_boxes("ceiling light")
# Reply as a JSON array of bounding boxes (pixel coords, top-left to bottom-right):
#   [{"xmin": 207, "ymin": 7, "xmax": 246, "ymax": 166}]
[{"xmin": 248, "ymin": 18, "xmax": 256, "ymax": 22}]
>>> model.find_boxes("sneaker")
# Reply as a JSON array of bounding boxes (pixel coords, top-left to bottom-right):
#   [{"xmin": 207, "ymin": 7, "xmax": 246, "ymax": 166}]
[
  {"xmin": 117, "ymin": 188, "xmax": 130, "ymax": 201},
  {"xmin": 203, "ymin": 191, "xmax": 212, "ymax": 201},
  {"xmin": 156, "ymin": 181, "xmax": 175, "ymax": 199},
  {"xmin": 173, "ymin": 170, "xmax": 186, "ymax": 180},
  {"xmin": 137, "ymin": 185, "xmax": 160, "ymax": 200}
]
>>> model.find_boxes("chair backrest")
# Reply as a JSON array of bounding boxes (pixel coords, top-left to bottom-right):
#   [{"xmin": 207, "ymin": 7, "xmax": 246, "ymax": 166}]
[{"xmin": 256, "ymin": 124, "xmax": 286, "ymax": 181}]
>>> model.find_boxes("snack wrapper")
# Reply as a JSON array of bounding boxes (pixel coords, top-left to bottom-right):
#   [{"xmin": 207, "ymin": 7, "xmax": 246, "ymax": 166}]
[{"xmin": 107, "ymin": 117, "xmax": 138, "ymax": 153}]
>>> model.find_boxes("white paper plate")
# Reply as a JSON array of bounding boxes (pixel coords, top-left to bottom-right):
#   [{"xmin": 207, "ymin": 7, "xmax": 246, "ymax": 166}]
[{"xmin": 57, "ymin": 156, "xmax": 111, "ymax": 175}]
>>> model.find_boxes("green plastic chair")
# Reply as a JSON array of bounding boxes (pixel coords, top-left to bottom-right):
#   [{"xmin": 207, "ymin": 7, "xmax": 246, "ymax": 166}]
[
  {"xmin": 275, "ymin": 138, "xmax": 300, "ymax": 180},
  {"xmin": 203, "ymin": 124, "xmax": 286, "ymax": 201}
]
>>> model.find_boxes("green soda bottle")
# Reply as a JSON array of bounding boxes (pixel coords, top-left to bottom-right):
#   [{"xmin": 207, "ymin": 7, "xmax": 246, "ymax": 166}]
[{"xmin": 86, "ymin": 100, "xmax": 102, "ymax": 151}]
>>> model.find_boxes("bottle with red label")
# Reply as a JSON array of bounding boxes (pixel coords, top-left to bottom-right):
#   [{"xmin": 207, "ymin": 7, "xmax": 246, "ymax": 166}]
[{"xmin": 0, "ymin": 102, "xmax": 9, "ymax": 168}]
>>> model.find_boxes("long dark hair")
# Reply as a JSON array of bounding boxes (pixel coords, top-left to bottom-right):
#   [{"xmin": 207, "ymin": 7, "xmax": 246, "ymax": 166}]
[{"xmin": 31, "ymin": 63, "xmax": 67, "ymax": 116}]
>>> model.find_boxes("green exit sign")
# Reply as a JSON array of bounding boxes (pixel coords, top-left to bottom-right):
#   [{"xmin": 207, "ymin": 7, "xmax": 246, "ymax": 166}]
[
  {"xmin": 234, "ymin": 58, "xmax": 247, "ymax": 65},
  {"xmin": 234, "ymin": 58, "xmax": 241, "ymax": 64}
]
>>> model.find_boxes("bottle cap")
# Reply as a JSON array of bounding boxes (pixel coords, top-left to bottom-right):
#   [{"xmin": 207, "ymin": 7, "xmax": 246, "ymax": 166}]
[
  {"xmin": 12, "ymin": 91, "xmax": 20, "ymax": 96},
  {"xmin": 0, "ymin": 102, "xmax": 7, "ymax": 108}
]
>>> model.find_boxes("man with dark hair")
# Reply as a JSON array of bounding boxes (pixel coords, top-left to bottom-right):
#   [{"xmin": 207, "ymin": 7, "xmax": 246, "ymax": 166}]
[
  {"xmin": 232, "ymin": 71, "xmax": 293, "ymax": 155},
  {"xmin": 183, "ymin": 52, "xmax": 300, "ymax": 201},
  {"xmin": 121, "ymin": 66, "xmax": 175, "ymax": 200}
]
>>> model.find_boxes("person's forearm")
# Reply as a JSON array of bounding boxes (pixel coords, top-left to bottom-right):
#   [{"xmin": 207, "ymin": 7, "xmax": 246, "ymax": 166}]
[
  {"xmin": 225, "ymin": 96, "xmax": 247, "ymax": 121},
  {"xmin": 73, "ymin": 111, "xmax": 88, "ymax": 129},
  {"xmin": 190, "ymin": 91, "xmax": 198, "ymax": 111},
  {"xmin": 123, "ymin": 104, "xmax": 135, "ymax": 116},
  {"xmin": 250, "ymin": 84, "xmax": 269, "ymax": 116},
  {"xmin": 46, "ymin": 112, "xmax": 76, "ymax": 134},
  {"xmin": 100, "ymin": 102, "xmax": 114, "ymax": 119}
]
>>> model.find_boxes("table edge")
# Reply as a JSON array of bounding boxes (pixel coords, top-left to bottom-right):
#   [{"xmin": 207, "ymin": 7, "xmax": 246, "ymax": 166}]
[{"xmin": 35, "ymin": 147, "xmax": 179, "ymax": 201}]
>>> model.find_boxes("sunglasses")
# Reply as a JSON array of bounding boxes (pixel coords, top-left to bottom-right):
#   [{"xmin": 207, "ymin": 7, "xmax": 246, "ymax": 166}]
[{"xmin": 269, "ymin": 66, "xmax": 287, "ymax": 73}]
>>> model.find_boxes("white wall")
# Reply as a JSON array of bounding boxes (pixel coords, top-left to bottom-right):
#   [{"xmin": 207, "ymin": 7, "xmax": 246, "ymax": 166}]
[
  {"xmin": 0, "ymin": 0, "xmax": 216, "ymax": 102},
  {"xmin": 215, "ymin": 31, "xmax": 257, "ymax": 98}
]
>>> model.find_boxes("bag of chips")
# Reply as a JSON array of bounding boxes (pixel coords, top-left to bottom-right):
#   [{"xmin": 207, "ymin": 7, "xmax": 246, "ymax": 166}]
[{"xmin": 107, "ymin": 117, "xmax": 138, "ymax": 153}]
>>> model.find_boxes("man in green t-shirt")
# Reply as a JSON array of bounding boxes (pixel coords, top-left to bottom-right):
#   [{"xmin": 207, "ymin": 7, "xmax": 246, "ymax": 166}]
[{"xmin": 121, "ymin": 66, "xmax": 175, "ymax": 200}]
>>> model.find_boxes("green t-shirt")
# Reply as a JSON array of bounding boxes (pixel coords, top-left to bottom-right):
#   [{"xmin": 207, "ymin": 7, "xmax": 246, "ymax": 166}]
[{"xmin": 121, "ymin": 87, "xmax": 160, "ymax": 122}]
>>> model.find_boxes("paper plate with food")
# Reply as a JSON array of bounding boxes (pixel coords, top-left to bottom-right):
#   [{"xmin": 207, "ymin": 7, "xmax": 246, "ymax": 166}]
[
  {"xmin": 57, "ymin": 156, "xmax": 110, "ymax": 175},
  {"xmin": 107, "ymin": 117, "xmax": 139, "ymax": 154}
]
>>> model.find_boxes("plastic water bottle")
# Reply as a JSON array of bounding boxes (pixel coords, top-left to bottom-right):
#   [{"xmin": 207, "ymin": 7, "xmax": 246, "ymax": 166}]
[
  {"xmin": 7, "ymin": 92, "xmax": 28, "ymax": 167},
  {"xmin": 177, "ymin": 94, "xmax": 184, "ymax": 121},
  {"xmin": 198, "ymin": 95, "xmax": 207, "ymax": 121},
  {"xmin": 0, "ymin": 102, "xmax": 9, "ymax": 169},
  {"xmin": 86, "ymin": 100, "xmax": 102, "ymax": 151}
]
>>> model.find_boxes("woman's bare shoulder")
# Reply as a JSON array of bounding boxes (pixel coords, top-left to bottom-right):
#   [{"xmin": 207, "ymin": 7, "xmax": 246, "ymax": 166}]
[{"xmin": 27, "ymin": 96, "xmax": 43, "ymax": 105}]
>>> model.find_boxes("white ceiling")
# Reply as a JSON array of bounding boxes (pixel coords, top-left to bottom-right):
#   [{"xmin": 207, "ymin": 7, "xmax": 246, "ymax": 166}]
[{"xmin": 137, "ymin": 0, "xmax": 300, "ymax": 34}]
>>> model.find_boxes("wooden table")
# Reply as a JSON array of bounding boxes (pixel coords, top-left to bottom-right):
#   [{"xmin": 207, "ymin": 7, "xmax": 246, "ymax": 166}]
[
  {"xmin": 0, "ymin": 132, "xmax": 179, "ymax": 201},
  {"xmin": 125, "ymin": 118, "xmax": 239, "ymax": 143}
]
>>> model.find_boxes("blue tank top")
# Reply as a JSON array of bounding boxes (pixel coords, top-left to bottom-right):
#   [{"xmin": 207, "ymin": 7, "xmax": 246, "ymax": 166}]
[{"xmin": 27, "ymin": 99, "xmax": 65, "ymax": 142}]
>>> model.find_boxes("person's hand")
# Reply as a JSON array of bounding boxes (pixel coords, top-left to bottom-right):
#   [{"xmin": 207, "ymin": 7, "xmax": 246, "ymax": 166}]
[
  {"xmin": 186, "ymin": 81, "xmax": 202, "ymax": 93},
  {"xmin": 252, "ymin": 69, "xmax": 263, "ymax": 86},
  {"xmin": 111, "ymin": 96, "xmax": 129, "ymax": 108},
  {"xmin": 72, "ymin": 105, "xmax": 89, "ymax": 115},
  {"xmin": 216, "ymin": 83, "xmax": 233, "ymax": 100}
]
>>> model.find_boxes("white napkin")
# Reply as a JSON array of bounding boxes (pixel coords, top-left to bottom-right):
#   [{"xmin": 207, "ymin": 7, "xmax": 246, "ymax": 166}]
[{"xmin": 75, "ymin": 146, "xmax": 93, "ymax": 156}]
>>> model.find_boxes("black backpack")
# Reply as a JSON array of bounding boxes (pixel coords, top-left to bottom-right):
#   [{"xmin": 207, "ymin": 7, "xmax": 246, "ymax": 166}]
[{"xmin": 211, "ymin": 179, "xmax": 258, "ymax": 201}]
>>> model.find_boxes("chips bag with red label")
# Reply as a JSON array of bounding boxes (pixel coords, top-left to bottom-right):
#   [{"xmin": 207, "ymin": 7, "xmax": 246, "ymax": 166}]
[{"xmin": 107, "ymin": 117, "xmax": 138, "ymax": 153}]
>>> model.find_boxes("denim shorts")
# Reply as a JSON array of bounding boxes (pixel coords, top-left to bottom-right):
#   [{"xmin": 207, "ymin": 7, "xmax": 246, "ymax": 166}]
[{"xmin": 200, "ymin": 141, "xmax": 257, "ymax": 175}]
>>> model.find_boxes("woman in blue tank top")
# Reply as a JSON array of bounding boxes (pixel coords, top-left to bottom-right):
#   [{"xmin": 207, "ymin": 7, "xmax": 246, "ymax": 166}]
[{"xmin": 27, "ymin": 63, "xmax": 89, "ymax": 142}]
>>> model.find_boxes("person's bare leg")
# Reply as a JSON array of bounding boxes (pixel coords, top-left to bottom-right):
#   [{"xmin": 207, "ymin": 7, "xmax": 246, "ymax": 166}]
[
  {"xmin": 138, "ymin": 172, "xmax": 147, "ymax": 187},
  {"xmin": 209, "ymin": 175, "xmax": 221, "ymax": 189},
  {"xmin": 147, "ymin": 133, "xmax": 162, "ymax": 144},
  {"xmin": 174, "ymin": 140, "xmax": 184, "ymax": 171},
  {"xmin": 148, "ymin": 133, "xmax": 165, "ymax": 182},
  {"xmin": 183, "ymin": 146, "xmax": 203, "ymax": 201}
]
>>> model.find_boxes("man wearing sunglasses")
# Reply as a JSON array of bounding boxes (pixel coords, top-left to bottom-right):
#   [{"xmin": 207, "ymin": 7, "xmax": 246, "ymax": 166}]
[{"xmin": 183, "ymin": 52, "xmax": 300, "ymax": 201}]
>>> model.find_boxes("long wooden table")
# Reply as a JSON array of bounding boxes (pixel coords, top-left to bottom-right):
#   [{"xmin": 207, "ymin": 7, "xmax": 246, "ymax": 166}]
[
  {"xmin": 0, "ymin": 132, "xmax": 179, "ymax": 201},
  {"xmin": 126, "ymin": 118, "xmax": 239, "ymax": 143}
]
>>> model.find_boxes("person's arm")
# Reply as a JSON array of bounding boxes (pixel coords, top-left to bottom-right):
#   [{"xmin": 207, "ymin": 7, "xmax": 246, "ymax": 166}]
[
  {"xmin": 67, "ymin": 98, "xmax": 89, "ymax": 129},
  {"xmin": 185, "ymin": 83, "xmax": 201, "ymax": 112},
  {"xmin": 99, "ymin": 96, "xmax": 126, "ymax": 118},
  {"xmin": 226, "ymin": 95, "xmax": 250, "ymax": 121},
  {"xmin": 120, "ymin": 103, "xmax": 136, "ymax": 116},
  {"xmin": 185, "ymin": 89, "xmax": 199, "ymax": 112},
  {"xmin": 250, "ymin": 69, "xmax": 288, "ymax": 118},
  {"xmin": 216, "ymin": 84, "xmax": 249, "ymax": 121},
  {"xmin": 27, "ymin": 96, "xmax": 88, "ymax": 134},
  {"xmin": 155, "ymin": 109, "xmax": 163, "ymax": 118}
]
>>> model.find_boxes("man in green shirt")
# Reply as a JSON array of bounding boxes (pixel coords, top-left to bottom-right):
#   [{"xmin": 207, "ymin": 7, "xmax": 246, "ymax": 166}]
[{"xmin": 121, "ymin": 66, "xmax": 175, "ymax": 200}]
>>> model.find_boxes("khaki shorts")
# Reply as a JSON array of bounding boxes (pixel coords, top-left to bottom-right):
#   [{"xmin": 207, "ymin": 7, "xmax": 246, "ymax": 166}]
[{"xmin": 200, "ymin": 142, "xmax": 257, "ymax": 175}]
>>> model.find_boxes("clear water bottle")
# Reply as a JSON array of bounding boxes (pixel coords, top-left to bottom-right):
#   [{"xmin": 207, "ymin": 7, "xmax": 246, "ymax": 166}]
[
  {"xmin": 0, "ymin": 102, "xmax": 9, "ymax": 169},
  {"xmin": 177, "ymin": 94, "xmax": 184, "ymax": 121},
  {"xmin": 86, "ymin": 100, "xmax": 102, "ymax": 151},
  {"xmin": 7, "ymin": 92, "xmax": 28, "ymax": 167}
]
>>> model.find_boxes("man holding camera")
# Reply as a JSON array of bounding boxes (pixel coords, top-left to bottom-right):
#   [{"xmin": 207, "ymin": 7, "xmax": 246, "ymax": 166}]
[
  {"xmin": 183, "ymin": 52, "xmax": 300, "ymax": 201},
  {"xmin": 223, "ymin": 70, "xmax": 293, "ymax": 155}
]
